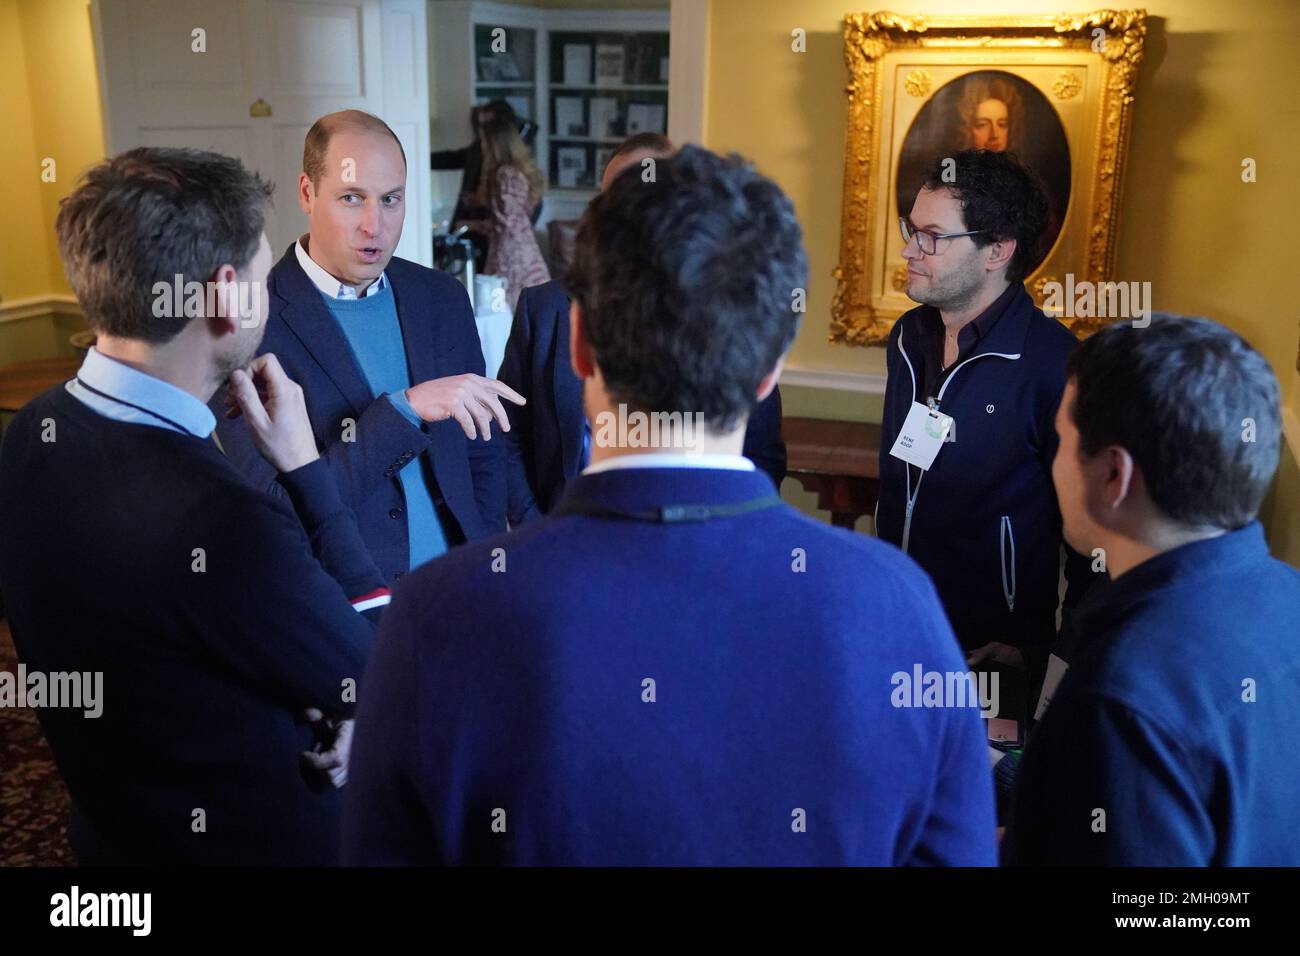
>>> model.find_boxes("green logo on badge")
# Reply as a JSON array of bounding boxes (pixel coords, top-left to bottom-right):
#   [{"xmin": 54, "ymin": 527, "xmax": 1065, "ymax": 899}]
[{"xmin": 925, "ymin": 416, "xmax": 946, "ymax": 440}]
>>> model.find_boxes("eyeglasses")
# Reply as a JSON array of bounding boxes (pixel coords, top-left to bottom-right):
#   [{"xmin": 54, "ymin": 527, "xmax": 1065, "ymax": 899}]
[{"xmin": 899, "ymin": 217, "xmax": 988, "ymax": 256}]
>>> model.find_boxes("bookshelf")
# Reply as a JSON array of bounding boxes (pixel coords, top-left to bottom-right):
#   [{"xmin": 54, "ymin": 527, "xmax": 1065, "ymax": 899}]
[{"xmin": 429, "ymin": 1, "xmax": 670, "ymax": 224}]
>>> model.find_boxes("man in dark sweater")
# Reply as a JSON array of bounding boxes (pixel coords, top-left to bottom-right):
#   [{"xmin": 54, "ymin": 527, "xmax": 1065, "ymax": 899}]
[
  {"xmin": 0, "ymin": 148, "xmax": 388, "ymax": 865},
  {"xmin": 343, "ymin": 146, "xmax": 996, "ymax": 866},
  {"xmin": 1005, "ymin": 315, "xmax": 1300, "ymax": 865},
  {"xmin": 877, "ymin": 150, "xmax": 1092, "ymax": 725}
]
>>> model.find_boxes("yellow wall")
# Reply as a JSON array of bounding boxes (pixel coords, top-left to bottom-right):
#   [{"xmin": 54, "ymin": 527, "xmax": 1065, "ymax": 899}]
[
  {"xmin": 16, "ymin": 0, "xmax": 107, "ymax": 298},
  {"xmin": 0, "ymin": 0, "xmax": 53, "ymax": 302},
  {"xmin": 706, "ymin": 0, "xmax": 1300, "ymax": 565},
  {"xmin": 0, "ymin": 0, "xmax": 103, "ymax": 364}
]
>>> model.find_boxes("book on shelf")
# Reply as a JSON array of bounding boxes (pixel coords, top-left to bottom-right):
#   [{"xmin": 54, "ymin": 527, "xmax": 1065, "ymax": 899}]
[
  {"xmin": 556, "ymin": 146, "xmax": 587, "ymax": 188},
  {"xmin": 594, "ymin": 146, "xmax": 616, "ymax": 182},
  {"xmin": 595, "ymin": 43, "xmax": 625, "ymax": 86},
  {"xmin": 563, "ymin": 44, "xmax": 591, "ymax": 86},
  {"xmin": 588, "ymin": 97, "xmax": 619, "ymax": 139},
  {"xmin": 554, "ymin": 96, "xmax": 585, "ymax": 136},
  {"xmin": 478, "ymin": 54, "xmax": 521, "ymax": 82},
  {"xmin": 626, "ymin": 102, "xmax": 666, "ymax": 136}
]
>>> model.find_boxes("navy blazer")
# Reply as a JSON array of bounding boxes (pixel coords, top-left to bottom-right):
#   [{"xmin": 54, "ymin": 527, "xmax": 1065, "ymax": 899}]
[
  {"xmin": 497, "ymin": 278, "xmax": 788, "ymax": 524},
  {"xmin": 215, "ymin": 245, "xmax": 505, "ymax": 583},
  {"xmin": 344, "ymin": 466, "xmax": 997, "ymax": 865}
]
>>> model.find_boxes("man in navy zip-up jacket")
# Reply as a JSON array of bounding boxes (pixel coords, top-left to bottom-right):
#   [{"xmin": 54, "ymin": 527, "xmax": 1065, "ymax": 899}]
[{"xmin": 877, "ymin": 151, "xmax": 1090, "ymax": 677}]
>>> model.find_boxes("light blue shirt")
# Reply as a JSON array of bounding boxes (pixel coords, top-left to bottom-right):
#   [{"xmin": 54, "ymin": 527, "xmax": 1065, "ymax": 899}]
[{"xmin": 66, "ymin": 347, "xmax": 216, "ymax": 438}]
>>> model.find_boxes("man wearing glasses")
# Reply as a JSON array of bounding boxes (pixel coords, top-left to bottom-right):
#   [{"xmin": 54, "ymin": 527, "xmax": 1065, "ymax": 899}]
[{"xmin": 876, "ymin": 150, "xmax": 1091, "ymax": 749}]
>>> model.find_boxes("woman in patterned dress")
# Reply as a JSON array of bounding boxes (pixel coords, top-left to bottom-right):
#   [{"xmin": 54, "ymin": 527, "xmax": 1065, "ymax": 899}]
[{"xmin": 480, "ymin": 116, "xmax": 550, "ymax": 311}]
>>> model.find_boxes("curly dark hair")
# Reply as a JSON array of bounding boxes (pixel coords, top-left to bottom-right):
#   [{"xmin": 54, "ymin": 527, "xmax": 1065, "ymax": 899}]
[
  {"xmin": 921, "ymin": 149, "xmax": 1049, "ymax": 283},
  {"xmin": 565, "ymin": 145, "xmax": 808, "ymax": 432},
  {"xmin": 1067, "ymin": 314, "xmax": 1281, "ymax": 531}
]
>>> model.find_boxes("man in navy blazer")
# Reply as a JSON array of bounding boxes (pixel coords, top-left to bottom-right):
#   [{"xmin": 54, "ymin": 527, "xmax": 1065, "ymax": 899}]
[
  {"xmin": 344, "ymin": 146, "xmax": 996, "ymax": 866},
  {"xmin": 499, "ymin": 134, "xmax": 787, "ymax": 524},
  {"xmin": 216, "ymin": 111, "xmax": 522, "ymax": 583}
]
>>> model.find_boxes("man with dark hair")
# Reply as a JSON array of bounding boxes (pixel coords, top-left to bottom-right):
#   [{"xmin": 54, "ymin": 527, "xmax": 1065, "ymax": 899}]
[
  {"xmin": 0, "ymin": 147, "xmax": 386, "ymax": 864},
  {"xmin": 1006, "ymin": 315, "xmax": 1300, "ymax": 865},
  {"xmin": 497, "ymin": 134, "xmax": 787, "ymax": 525},
  {"xmin": 215, "ymin": 110, "xmax": 522, "ymax": 585},
  {"xmin": 877, "ymin": 149, "xmax": 1090, "ymax": 725},
  {"xmin": 343, "ymin": 146, "xmax": 996, "ymax": 865}
]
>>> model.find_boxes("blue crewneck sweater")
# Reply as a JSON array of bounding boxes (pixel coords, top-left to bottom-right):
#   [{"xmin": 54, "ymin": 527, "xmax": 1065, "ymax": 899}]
[{"xmin": 322, "ymin": 285, "xmax": 448, "ymax": 567}]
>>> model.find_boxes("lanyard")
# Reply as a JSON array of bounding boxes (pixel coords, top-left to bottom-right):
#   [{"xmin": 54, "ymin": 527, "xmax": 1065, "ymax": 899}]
[
  {"xmin": 75, "ymin": 377, "xmax": 199, "ymax": 438},
  {"xmin": 552, "ymin": 494, "xmax": 783, "ymax": 524}
]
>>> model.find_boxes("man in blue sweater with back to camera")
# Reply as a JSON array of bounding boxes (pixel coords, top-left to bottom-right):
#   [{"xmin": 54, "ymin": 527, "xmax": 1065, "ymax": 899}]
[
  {"xmin": 1006, "ymin": 315, "xmax": 1300, "ymax": 865},
  {"xmin": 344, "ymin": 146, "xmax": 997, "ymax": 866}
]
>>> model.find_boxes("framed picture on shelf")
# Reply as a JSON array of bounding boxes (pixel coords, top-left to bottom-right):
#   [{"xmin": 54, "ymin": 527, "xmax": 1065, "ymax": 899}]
[
  {"xmin": 595, "ymin": 43, "xmax": 625, "ymax": 86},
  {"xmin": 626, "ymin": 102, "xmax": 665, "ymax": 135},
  {"xmin": 563, "ymin": 43, "xmax": 591, "ymax": 86},
  {"xmin": 556, "ymin": 147, "xmax": 588, "ymax": 188},
  {"xmin": 555, "ymin": 96, "xmax": 585, "ymax": 136}
]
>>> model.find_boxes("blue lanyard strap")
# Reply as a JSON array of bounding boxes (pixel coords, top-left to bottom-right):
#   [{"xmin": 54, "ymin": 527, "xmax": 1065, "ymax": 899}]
[
  {"xmin": 552, "ymin": 494, "xmax": 783, "ymax": 524},
  {"xmin": 74, "ymin": 377, "xmax": 199, "ymax": 438}
]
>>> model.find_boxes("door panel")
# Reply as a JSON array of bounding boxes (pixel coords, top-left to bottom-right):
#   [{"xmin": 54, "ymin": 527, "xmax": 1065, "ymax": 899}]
[{"xmin": 94, "ymin": 0, "xmax": 431, "ymax": 265}]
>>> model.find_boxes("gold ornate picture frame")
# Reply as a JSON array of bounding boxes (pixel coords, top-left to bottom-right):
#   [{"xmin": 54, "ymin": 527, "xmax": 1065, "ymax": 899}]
[{"xmin": 830, "ymin": 10, "xmax": 1147, "ymax": 346}]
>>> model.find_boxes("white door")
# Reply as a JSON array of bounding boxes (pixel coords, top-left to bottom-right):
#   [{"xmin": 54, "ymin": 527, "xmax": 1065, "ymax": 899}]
[{"xmin": 93, "ymin": 0, "xmax": 432, "ymax": 265}]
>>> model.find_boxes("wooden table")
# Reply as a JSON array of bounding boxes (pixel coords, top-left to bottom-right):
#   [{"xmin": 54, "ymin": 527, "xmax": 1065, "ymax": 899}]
[
  {"xmin": 783, "ymin": 417, "xmax": 882, "ymax": 530},
  {"xmin": 0, "ymin": 357, "xmax": 81, "ymax": 414}
]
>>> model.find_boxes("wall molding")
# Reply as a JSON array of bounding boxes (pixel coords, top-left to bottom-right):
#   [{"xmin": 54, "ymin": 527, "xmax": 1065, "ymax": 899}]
[
  {"xmin": 0, "ymin": 294, "xmax": 82, "ymax": 325},
  {"xmin": 779, "ymin": 365, "xmax": 887, "ymax": 394}
]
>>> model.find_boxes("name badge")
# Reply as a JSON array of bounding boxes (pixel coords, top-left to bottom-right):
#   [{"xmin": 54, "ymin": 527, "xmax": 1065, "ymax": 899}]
[{"xmin": 888, "ymin": 402, "xmax": 953, "ymax": 471}]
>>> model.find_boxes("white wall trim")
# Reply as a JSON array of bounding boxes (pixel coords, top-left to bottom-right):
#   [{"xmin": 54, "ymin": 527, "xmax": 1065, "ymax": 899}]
[
  {"xmin": 668, "ymin": 0, "xmax": 708, "ymax": 146},
  {"xmin": 0, "ymin": 295, "xmax": 82, "ymax": 325},
  {"xmin": 779, "ymin": 365, "xmax": 886, "ymax": 394}
]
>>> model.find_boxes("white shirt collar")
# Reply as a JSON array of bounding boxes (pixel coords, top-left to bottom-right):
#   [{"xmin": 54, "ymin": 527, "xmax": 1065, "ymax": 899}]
[
  {"xmin": 583, "ymin": 453, "xmax": 756, "ymax": 476},
  {"xmin": 295, "ymin": 238, "xmax": 387, "ymax": 300}
]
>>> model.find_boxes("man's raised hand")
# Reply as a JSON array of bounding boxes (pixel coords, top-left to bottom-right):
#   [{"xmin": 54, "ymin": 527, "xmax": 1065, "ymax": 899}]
[{"xmin": 404, "ymin": 374, "xmax": 525, "ymax": 440}]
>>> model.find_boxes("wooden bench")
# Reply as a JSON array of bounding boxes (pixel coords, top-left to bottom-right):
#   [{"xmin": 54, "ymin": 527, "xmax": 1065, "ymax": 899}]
[{"xmin": 782, "ymin": 416, "xmax": 882, "ymax": 530}]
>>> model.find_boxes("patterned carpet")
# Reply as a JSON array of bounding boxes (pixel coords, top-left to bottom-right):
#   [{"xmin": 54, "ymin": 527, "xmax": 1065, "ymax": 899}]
[{"xmin": 0, "ymin": 619, "xmax": 75, "ymax": 866}]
